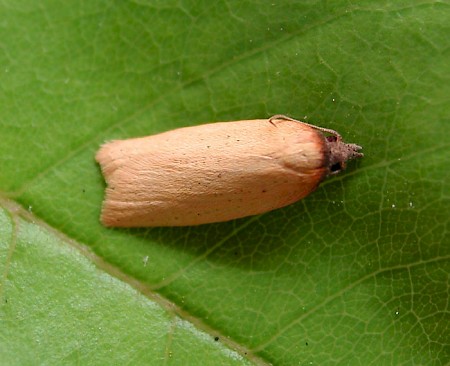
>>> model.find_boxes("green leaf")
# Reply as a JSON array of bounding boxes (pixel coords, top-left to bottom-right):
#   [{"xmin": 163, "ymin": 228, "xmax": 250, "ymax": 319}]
[
  {"xmin": 0, "ymin": 205, "xmax": 252, "ymax": 365},
  {"xmin": 1, "ymin": 1, "xmax": 449, "ymax": 365}
]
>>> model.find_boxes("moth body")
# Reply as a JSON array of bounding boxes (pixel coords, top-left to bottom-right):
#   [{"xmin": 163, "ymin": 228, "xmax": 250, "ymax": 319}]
[{"xmin": 96, "ymin": 116, "xmax": 362, "ymax": 227}]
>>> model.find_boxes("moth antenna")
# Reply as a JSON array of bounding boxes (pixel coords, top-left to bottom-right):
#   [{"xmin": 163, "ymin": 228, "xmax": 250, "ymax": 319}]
[{"xmin": 269, "ymin": 114, "xmax": 342, "ymax": 141}]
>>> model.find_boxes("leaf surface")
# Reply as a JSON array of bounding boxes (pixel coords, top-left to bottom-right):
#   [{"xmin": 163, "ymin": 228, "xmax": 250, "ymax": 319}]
[{"xmin": 1, "ymin": 1, "xmax": 449, "ymax": 364}]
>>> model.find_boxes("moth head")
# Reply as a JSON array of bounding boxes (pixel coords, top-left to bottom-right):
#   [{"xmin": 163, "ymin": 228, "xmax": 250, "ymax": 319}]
[{"xmin": 325, "ymin": 135, "xmax": 363, "ymax": 175}]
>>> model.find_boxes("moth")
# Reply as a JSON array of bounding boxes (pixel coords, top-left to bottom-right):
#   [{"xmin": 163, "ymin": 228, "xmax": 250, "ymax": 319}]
[{"xmin": 96, "ymin": 115, "xmax": 363, "ymax": 227}]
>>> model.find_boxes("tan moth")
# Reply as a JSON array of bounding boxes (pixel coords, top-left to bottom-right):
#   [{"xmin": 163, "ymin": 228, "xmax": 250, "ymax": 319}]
[{"xmin": 96, "ymin": 115, "xmax": 363, "ymax": 227}]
